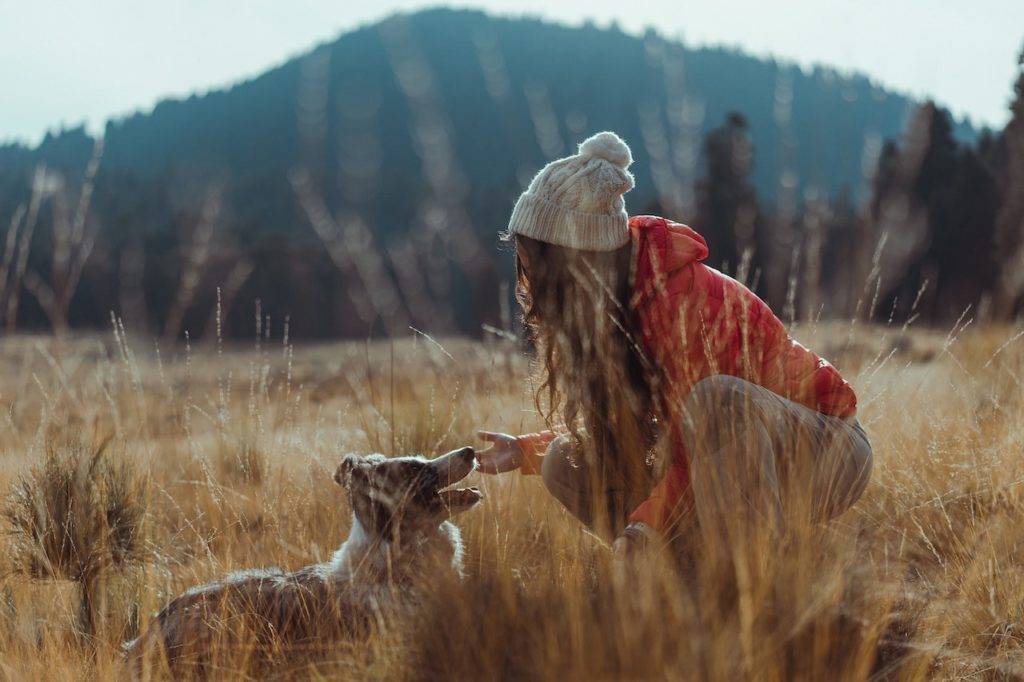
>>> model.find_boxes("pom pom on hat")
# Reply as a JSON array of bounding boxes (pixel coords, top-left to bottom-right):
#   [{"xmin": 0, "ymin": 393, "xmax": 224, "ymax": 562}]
[{"xmin": 578, "ymin": 131, "xmax": 632, "ymax": 169}]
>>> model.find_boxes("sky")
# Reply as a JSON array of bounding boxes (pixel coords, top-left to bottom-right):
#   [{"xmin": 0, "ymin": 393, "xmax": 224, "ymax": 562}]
[{"xmin": 2, "ymin": 1, "xmax": 1022, "ymax": 146}]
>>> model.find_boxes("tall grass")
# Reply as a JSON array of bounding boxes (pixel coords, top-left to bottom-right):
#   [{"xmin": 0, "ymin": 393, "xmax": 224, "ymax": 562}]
[
  {"xmin": 4, "ymin": 440, "xmax": 148, "ymax": 643},
  {"xmin": 0, "ymin": 324, "xmax": 1021, "ymax": 679}
]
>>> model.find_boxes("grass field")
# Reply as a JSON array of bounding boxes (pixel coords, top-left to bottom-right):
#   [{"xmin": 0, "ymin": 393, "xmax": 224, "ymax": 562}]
[{"xmin": 0, "ymin": 320, "xmax": 1022, "ymax": 679}]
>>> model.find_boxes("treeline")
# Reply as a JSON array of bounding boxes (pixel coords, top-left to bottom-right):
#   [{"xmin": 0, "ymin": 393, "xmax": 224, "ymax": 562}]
[
  {"xmin": 0, "ymin": 9, "xmax": 935, "ymax": 339},
  {"xmin": 0, "ymin": 11, "xmax": 1020, "ymax": 338},
  {"xmin": 665, "ymin": 75, "xmax": 1024, "ymax": 326}
]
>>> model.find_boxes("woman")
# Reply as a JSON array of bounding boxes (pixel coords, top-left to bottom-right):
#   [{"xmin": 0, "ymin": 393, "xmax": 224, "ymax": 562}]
[{"xmin": 476, "ymin": 132, "xmax": 872, "ymax": 561}]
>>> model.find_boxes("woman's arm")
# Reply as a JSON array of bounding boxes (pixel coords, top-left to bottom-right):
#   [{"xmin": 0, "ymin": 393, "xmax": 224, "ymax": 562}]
[
  {"xmin": 758, "ymin": 310, "xmax": 858, "ymax": 418},
  {"xmin": 475, "ymin": 430, "xmax": 558, "ymax": 475},
  {"xmin": 514, "ymin": 431, "xmax": 558, "ymax": 475}
]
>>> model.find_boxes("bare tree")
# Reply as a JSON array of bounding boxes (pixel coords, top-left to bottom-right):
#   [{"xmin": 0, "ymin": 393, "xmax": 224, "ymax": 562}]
[
  {"xmin": 291, "ymin": 168, "xmax": 410, "ymax": 334},
  {"xmin": 162, "ymin": 189, "xmax": 220, "ymax": 342},
  {"xmin": 1, "ymin": 166, "xmax": 62, "ymax": 332},
  {"xmin": 0, "ymin": 206, "xmax": 28, "ymax": 331},
  {"xmin": 158, "ymin": 188, "xmax": 255, "ymax": 343},
  {"xmin": 202, "ymin": 255, "xmax": 255, "ymax": 341},
  {"xmin": 18, "ymin": 142, "xmax": 103, "ymax": 335}
]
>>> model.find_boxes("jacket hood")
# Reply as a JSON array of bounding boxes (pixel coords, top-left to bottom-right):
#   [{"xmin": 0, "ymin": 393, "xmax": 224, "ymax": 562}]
[{"xmin": 629, "ymin": 215, "xmax": 709, "ymax": 273}]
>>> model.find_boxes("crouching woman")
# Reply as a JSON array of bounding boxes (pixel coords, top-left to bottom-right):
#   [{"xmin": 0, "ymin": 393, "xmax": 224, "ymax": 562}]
[{"xmin": 475, "ymin": 132, "xmax": 872, "ymax": 563}]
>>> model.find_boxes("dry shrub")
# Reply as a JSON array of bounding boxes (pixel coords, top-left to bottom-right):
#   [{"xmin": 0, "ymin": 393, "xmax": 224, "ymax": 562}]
[{"xmin": 4, "ymin": 441, "xmax": 149, "ymax": 640}]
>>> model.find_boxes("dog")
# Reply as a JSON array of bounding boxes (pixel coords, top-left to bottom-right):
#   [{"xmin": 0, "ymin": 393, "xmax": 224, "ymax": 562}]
[{"xmin": 123, "ymin": 446, "xmax": 482, "ymax": 675}]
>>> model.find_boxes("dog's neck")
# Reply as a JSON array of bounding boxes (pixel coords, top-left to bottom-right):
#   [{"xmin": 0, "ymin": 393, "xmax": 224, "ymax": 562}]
[{"xmin": 327, "ymin": 514, "xmax": 464, "ymax": 583}]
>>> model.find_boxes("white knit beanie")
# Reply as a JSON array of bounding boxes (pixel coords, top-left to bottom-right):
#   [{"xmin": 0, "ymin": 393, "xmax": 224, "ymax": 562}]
[{"xmin": 506, "ymin": 131, "xmax": 635, "ymax": 251}]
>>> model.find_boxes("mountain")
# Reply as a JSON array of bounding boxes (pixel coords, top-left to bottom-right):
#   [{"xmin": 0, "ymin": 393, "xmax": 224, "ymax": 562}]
[{"xmin": 0, "ymin": 8, "xmax": 976, "ymax": 338}]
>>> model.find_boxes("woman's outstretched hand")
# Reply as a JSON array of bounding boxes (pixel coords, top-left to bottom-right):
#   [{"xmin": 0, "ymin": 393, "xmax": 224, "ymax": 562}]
[{"xmin": 475, "ymin": 431, "xmax": 523, "ymax": 474}]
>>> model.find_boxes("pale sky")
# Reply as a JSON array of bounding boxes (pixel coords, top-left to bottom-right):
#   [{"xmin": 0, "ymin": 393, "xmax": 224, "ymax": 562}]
[{"xmin": 2, "ymin": 1, "xmax": 1022, "ymax": 145}]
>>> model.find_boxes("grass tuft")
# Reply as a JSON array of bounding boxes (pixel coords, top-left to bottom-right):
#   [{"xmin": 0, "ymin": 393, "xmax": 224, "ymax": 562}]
[{"xmin": 4, "ymin": 440, "xmax": 149, "ymax": 640}]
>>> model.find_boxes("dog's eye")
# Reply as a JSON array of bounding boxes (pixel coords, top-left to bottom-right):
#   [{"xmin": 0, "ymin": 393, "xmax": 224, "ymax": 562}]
[{"xmin": 418, "ymin": 468, "xmax": 439, "ymax": 491}]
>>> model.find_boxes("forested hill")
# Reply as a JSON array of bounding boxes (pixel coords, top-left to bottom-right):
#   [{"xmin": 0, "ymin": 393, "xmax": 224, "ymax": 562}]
[
  {"xmin": 0, "ymin": 8, "xmax": 984, "ymax": 338},
  {"xmin": 5, "ymin": 9, "xmax": 964, "ymax": 198}
]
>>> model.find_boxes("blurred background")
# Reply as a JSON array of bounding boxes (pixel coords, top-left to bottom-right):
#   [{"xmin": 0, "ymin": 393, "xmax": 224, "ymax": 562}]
[{"xmin": 2, "ymin": 1, "xmax": 1023, "ymax": 340}]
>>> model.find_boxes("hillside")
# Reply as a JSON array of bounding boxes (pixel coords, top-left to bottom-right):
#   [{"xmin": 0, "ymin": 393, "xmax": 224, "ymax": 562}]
[
  {"xmin": 3, "ymin": 9, "xmax": 961, "ymax": 197},
  {"xmin": 0, "ymin": 9, "xmax": 980, "ymax": 337}
]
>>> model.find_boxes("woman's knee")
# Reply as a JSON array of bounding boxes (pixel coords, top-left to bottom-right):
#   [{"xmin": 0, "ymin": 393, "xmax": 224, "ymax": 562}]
[
  {"xmin": 686, "ymin": 375, "xmax": 755, "ymax": 408},
  {"xmin": 828, "ymin": 428, "xmax": 874, "ymax": 517},
  {"xmin": 539, "ymin": 435, "xmax": 594, "ymax": 525},
  {"xmin": 682, "ymin": 375, "xmax": 762, "ymax": 434},
  {"xmin": 540, "ymin": 435, "xmax": 576, "ymax": 498}
]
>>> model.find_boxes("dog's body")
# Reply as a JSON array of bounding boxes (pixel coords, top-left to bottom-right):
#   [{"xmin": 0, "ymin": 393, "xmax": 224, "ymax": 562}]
[{"xmin": 124, "ymin": 447, "xmax": 481, "ymax": 675}]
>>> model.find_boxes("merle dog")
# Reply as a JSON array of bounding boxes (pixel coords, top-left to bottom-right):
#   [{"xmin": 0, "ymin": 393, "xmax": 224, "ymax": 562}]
[{"xmin": 124, "ymin": 447, "xmax": 481, "ymax": 676}]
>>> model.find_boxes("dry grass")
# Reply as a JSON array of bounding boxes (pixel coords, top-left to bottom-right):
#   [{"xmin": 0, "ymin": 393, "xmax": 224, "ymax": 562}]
[{"xmin": 0, "ymin": 321, "xmax": 1022, "ymax": 680}]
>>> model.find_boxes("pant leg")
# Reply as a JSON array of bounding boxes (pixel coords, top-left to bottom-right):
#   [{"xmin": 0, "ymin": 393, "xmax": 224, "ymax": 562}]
[
  {"xmin": 540, "ymin": 375, "xmax": 873, "ymax": 545},
  {"xmin": 808, "ymin": 419, "xmax": 873, "ymax": 521},
  {"xmin": 540, "ymin": 436, "xmax": 594, "ymax": 528},
  {"xmin": 540, "ymin": 435, "xmax": 651, "ymax": 542},
  {"xmin": 680, "ymin": 376, "xmax": 785, "ymax": 560},
  {"xmin": 680, "ymin": 375, "xmax": 873, "ymax": 558}
]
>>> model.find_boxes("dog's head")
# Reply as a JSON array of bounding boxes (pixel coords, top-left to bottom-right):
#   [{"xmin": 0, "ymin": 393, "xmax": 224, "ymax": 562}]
[{"xmin": 334, "ymin": 447, "xmax": 482, "ymax": 539}]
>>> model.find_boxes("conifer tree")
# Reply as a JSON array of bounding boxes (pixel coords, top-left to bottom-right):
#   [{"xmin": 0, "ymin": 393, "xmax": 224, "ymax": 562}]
[
  {"xmin": 695, "ymin": 113, "xmax": 760, "ymax": 272},
  {"xmin": 993, "ymin": 46, "xmax": 1024, "ymax": 319}
]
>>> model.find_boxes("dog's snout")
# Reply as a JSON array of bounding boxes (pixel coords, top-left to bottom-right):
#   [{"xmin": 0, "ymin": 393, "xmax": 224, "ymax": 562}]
[{"xmin": 432, "ymin": 446, "xmax": 477, "ymax": 484}]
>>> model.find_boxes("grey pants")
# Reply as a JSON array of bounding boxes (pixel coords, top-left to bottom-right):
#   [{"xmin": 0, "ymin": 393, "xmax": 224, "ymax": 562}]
[{"xmin": 541, "ymin": 375, "xmax": 873, "ymax": 547}]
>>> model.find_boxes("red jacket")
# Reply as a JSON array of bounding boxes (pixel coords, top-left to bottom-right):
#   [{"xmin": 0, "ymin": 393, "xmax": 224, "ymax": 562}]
[{"xmin": 517, "ymin": 216, "xmax": 858, "ymax": 532}]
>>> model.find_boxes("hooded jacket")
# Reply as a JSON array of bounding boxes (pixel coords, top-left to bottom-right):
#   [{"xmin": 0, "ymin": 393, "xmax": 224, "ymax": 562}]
[{"xmin": 516, "ymin": 215, "xmax": 858, "ymax": 532}]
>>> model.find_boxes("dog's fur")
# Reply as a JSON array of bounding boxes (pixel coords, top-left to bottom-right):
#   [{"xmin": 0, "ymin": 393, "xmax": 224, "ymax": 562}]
[{"xmin": 123, "ymin": 446, "xmax": 481, "ymax": 675}]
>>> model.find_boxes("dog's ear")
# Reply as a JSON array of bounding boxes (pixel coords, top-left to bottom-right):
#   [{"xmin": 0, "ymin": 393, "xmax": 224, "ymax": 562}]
[{"xmin": 334, "ymin": 455, "xmax": 362, "ymax": 488}]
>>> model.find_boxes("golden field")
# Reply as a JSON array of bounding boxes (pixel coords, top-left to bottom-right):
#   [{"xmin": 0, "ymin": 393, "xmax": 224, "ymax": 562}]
[{"xmin": 0, "ymin": 320, "xmax": 1022, "ymax": 680}]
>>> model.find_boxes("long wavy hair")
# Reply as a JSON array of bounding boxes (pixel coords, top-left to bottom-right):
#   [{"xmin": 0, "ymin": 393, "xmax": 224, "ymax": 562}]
[{"xmin": 513, "ymin": 235, "xmax": 662, "ymax": 479}]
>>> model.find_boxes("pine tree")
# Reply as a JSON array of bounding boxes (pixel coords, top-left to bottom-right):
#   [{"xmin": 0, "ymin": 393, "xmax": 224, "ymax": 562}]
[
  {"xmin": 695, "ymin": 113, "xmax": 760, "ymax": 272},
  {"xmin": 992, "ymin": 45, "xmax": 1024, "ymax": 319},
  {"xmin": 818, "ymin": 189, "xmax": 861, "ymax": 317},
  {"xmin": 864, "ymin": 114, "xmax": 931, "ymax": 320},
  {"xmin": 865, "ymin": 102, "xmax": 999, "ymax": 323},
  {"xmin": 916, "ymin": 104, "xmax": 998, "ymax": 320}
]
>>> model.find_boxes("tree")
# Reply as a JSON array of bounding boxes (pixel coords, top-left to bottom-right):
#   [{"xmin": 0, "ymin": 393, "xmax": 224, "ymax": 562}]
[
  {"xmin": 1, "ymin": 169, "xmax": 50, "ymax": 332},
  {"xmin": 992, "ymin": 45, "xmax": 1024, "ymax": 319},
  {"xmin": 863, "ymin": 102, "xmax": 999, "ymax": 323},
  {"xmin": 695, "ymin": 113, "xmax": 760, "ymax": 272},
  {"xmin": 860, "ymin": 127, "xmax": 928, "ymax": 321},
  {"xmin": 22, "ymin": 141, "xmax": 104, "ymax": 336},
  {"xmin": 911, "ymin": 104, "xmax": 998, "ymax": 321}
]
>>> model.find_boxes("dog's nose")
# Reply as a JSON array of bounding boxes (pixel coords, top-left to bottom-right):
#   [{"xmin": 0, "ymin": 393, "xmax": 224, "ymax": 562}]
[{"xmin": 433, "ymin": 446, "xmax": 477, "ymax": 484}]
